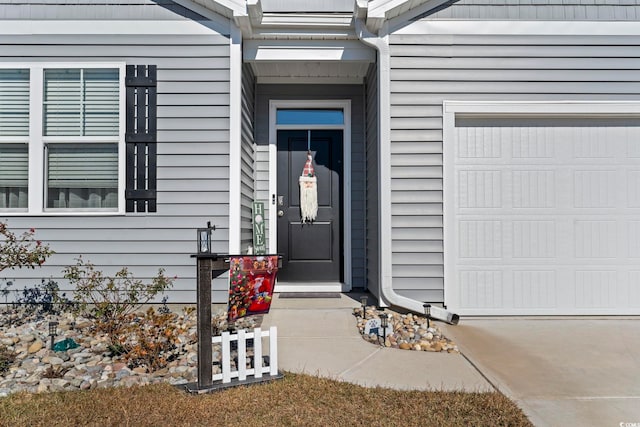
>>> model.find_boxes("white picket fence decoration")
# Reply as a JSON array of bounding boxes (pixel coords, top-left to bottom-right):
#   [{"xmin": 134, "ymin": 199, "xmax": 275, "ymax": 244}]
[{"xmin": 211, "ymin": 326, "xmax": 278, "ymax": 384}]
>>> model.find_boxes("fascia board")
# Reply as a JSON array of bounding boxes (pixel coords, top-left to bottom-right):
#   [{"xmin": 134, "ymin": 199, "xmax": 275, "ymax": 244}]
[
  {"xmin": 368, "ymin": 0, "xmax": 408, "ymax": 18},
  {"xmin": 189, "ymin": 0, "xmax": 246, "ymax": 18}
]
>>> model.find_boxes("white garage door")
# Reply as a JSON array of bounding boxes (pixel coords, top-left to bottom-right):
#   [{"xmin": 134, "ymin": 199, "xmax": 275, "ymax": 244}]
[{"xmin": 445, "ymin": 116, "xmax": 640, "ymax": 315}]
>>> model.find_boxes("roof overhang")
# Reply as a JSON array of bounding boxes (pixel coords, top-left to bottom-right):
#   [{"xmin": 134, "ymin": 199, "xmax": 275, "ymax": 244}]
[
  {"xmin": 180, "ymin": 0, "xmax": 456, "ymax": 82},
  {"xmin": 186, "ymin": 0, "xmax": 457, "ymax": 37}
]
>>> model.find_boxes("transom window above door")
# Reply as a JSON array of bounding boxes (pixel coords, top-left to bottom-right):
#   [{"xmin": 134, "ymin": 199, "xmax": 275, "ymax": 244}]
[{"xmin": 276, "ymin": 109, "xmax": 344, "ymax": 126}]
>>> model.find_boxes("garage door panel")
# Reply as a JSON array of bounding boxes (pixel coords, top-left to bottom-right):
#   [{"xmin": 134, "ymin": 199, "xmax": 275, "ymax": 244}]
[
  {"xmin": 628, "ymin": 271, "xmax": 640, "ymax": 306},
  {"xmin": 512, "ymin": 170, "xmax": 556, "ymax": 208},
  {"xmin": 447, "ymin": 119, "xmax": 640, "ymax": 315},
  {"xmin": 513, "ymin": 270, "xmax": 557, "ymax": 309},
  {"xmin": 627, "ymin": 170, "xmax": 640, "ymax": 207}
]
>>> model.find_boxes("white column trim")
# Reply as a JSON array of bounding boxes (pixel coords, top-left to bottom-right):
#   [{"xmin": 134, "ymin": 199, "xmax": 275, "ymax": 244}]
[
  {"xmin": 228, "ymin": 21, "xmax": 242, "ymax": 254},
  {"xmin": 28, "ymin": 66, "xmax": 44, "ymax": 214}
]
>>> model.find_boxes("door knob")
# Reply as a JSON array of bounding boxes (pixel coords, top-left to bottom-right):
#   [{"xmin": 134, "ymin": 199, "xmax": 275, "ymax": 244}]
[{"xmin": 278, "ymin": 210, "xmax": 284, "ymax": 217}]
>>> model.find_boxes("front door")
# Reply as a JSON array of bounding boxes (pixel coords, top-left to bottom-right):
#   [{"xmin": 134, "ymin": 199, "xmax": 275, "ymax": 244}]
[{"xmin": 277, "ymin": 129, "xmax": 343, "ymax": 282}]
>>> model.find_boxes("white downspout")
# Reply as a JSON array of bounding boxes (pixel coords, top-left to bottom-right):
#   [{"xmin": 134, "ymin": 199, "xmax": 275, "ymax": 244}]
[{"xmin": 355, "ymin": 18, "xmax": 459, "ymax": 325}]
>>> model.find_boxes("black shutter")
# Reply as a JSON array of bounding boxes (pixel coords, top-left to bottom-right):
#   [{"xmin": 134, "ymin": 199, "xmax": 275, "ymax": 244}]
[{"xmin": 125, "ymin": 65, "xmax": 157, "ymax": 213}]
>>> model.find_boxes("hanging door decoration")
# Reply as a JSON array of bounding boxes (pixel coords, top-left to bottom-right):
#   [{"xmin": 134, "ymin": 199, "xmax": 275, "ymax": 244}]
[{"xmin": 299, "ymin": 131, "xmax": 318, "ymax": 223}]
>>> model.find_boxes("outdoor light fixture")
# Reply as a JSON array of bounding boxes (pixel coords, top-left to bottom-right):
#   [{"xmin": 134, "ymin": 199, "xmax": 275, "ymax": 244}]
[
  {"xmin": 379, "ymin": 313, "xmax": 389, "ymax": 346},
  {"xmin": 48, "ymin": 321, "xmax": 59, "ymax": 350},
  {"xmin": 423, "ymin": 303, "xmax": 431, "ymax": 329},
  {"xmin": 197, "ymin": 222, "xmax": 216, "ymax": 254},
  {"xmin": 360, "ymin": 295, "xmax": 368, "ymax": 318}
]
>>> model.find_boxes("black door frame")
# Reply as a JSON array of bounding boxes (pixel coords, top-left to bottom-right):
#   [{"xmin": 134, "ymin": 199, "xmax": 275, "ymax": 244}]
[{"xmin": 268, "ymin": 100, "xmax": 352, "ymax": 292}]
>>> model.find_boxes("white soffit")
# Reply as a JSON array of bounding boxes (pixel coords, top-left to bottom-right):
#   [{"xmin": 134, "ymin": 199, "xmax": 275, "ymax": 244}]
[
  {"xmin": 244, "ymin": 39, "xmax": 375, "ymax": 62},
  {"xmin": 261, "ymin": 0, "xmax": 353, "ymax": 13}
]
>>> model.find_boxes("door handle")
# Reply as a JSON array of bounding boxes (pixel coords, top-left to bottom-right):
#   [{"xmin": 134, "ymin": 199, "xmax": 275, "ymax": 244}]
[{"xmin": 278, "ymin": 210, "xmax": 284, "ymax": 217}]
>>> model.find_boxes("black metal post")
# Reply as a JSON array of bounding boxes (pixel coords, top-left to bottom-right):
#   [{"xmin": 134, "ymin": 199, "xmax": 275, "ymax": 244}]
[{"xmin": 196, "ymin": 257, "xmax": 213, "ymax": 390}]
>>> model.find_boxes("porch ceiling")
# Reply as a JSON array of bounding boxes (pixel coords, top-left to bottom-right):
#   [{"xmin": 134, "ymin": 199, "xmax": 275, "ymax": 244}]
[{"xmin": 244, "ymin": 38, "xmax": 375, "ymax": 83}]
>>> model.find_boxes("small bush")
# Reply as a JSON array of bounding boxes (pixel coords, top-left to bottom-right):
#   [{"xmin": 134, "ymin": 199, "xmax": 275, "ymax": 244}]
[
  {"xmin": 0, "ymin": 222, "xmax": 53, "ymax": 273},
  {"xmin": 41, "ymin": 365, "xmax": 69, "ymax": 379},
  {"xmin": 64, "ymin": 258, "xmax": 174, "ymax": 341},
  {"xmin": 118, "ymin": 308, "xmax": 185, "ymax": 372},
  {"xmin": 14, "ymin": 279, "xmax": 74, "ymax": 317},
  {"xmin": 63, "ymin": 258, "xmax": 177, "ymax": 372},
  {"xmin": 0, "ymin": 344, "xmax": 16, "ymax": 376}
]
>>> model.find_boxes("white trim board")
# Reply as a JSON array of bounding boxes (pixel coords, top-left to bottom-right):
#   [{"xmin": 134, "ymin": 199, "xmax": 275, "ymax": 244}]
[
  {"xmin": 275, "ymin": 283, "xmax": 343, "ymax": 293},
  {"xmin": 395, "ymin": 20, "xmax": 640, "ymax": 36},
  {"xmin": 0, "ymin": 20, "xmax": 230, "ymax": 36},
  {"xmin": 228, "ymin": 22, "xmax": 242, "ymax": 254},
  {"xmin": 268, "ymin": 99, "xmax": 352, "ymax": 292}
]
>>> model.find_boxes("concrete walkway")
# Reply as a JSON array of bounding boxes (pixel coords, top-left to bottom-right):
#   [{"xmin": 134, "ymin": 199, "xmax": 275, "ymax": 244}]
[
  {"xmin": 441, "ymin": 318, "xmax": 640, "ymax": 427},
  {"xmin": 261, "ymin": 293, "xmax": 492, "ymax": 392}
]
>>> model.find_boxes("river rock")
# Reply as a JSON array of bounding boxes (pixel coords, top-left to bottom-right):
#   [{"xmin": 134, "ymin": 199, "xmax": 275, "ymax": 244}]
[{"xmin": 27, "ymin": 340, "xmax": 43, "ymax": 354}]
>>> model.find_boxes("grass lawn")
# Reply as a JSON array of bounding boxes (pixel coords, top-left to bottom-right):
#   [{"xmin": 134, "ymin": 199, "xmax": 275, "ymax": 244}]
[{"xmin": 0, "ymin": 373, "xmax": 532, "ymax": 427}]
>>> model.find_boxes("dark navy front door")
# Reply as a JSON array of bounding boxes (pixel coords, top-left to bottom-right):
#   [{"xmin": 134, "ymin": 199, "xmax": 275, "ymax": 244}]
[{"xmin": 277, "ymin": 129, "xmax": 343, "ymax": 282}]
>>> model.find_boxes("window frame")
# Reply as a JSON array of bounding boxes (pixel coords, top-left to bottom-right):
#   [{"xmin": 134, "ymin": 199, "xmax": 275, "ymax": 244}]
[{"xmin": 0, "ymin": 62, "xmax": 126, "ymax": 216}]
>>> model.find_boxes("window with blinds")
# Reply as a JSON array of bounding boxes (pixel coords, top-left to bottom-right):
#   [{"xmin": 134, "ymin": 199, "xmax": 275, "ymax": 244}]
[
  {"xmin": 43, "ymin": 68, "xmax": 120, "ymax": 210},
  {"xmin": 46, "ymin": 144, "xmax": 118, "ymax": 209},
  {"xmin": 44, "ymin": 68, "xmax": 119, "ymax": 137},
  {"xmin": 0, "ymin": 69, "xmax": 29, "ymax": 209}
]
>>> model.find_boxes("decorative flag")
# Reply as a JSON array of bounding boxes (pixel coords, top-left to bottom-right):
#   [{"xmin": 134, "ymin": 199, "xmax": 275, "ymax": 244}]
[
  {"xmin": 228, "ymin": 255, "xmax": 279, "ymax": 322},
  {"xmin": 299, "ymin": 152, "xmax": 318, "ymax": 223}
]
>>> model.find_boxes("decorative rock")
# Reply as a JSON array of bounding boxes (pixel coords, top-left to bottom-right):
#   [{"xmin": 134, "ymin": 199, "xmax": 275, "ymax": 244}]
[
  {"xmin": 354, "ymin": 307, "xmax": 458, "ymax": 354},
  {"xmin": 46, "ymin": 356, "xmax": 64, "ymax": 366},
  {"xmin": 27, "ymin": 340, "xmax": 43, "ymax": 354},
  {"xmin": 21, "ymin": 334, "xmax": 35, "ymax": 343}
]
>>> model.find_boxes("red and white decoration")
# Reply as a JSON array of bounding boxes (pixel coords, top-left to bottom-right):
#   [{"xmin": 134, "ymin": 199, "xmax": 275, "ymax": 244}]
[{"xmin": 299, "ymin": 152, "xmax": 317, "ymax": 223}]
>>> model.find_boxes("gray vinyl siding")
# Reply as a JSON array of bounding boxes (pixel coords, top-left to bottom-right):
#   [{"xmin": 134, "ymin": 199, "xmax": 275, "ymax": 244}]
[
  {"xmin": 388, "ymin": 26, "xmax": 640, "ymax": 304},
  {"xmin": 0, "ymin": 0, "xmax": 227, "ymax": 23},
  {"xmin": 254, "ymin": 84, "xmax": 366, "ymax": 287},
  {"xmin": 0, "ymin": 2, "xmax": 231, "ymax": 303},
  {"xmin": 426, "ymin": 0, "xmax": 640, "ymax": 20},
  {"xmin": 240, "ymin": 64, "xmax": 256, "ymax": 252},
  {"xmin": 365, "ymin": 63, "xmax": 379, "ymax": 296}
]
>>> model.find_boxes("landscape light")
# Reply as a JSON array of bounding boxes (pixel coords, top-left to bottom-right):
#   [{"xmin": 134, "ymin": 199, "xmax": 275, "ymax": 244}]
[{"xmin": 423, "ymin": 303, "xmax": 431, "ymax": 329}]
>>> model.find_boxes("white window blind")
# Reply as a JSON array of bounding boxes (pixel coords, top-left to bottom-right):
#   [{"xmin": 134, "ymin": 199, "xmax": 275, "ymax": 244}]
[
  {"xmin": 0, "ymin": 144, "xmax": 28, "ymax": 209},
  {"xmin": 47, "ymin": 143, "xmax": 118, "ymax": 209},
  {"xmin": 0, "ymin": 69, "xmax": 29, "ymax": 209},
  {"xmin": 0, "ymin": 69, "xmax": 30, "ymax": 136},
  {"xmin": 44, "ymin": 68, "xmax": 119, "ymax": 136}
]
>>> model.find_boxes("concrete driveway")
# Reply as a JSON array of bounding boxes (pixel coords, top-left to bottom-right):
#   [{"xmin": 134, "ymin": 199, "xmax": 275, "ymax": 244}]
[{"xmin": 441, "ymin": 319, "xmax": 640, "ymax": 427}]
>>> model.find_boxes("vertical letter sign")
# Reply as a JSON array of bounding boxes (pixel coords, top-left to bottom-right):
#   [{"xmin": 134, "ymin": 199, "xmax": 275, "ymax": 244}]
[{"xmin": 252, "ymin": 202, "xmax": 266, "ymax": 255}]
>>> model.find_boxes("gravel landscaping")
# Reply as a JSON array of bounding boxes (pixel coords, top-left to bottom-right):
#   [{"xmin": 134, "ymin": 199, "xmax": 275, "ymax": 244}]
[
  {"xmin": 0, "ymin": 304, "xmax": 458, "ymax": 397},
  {"xmin": 355, "ymin": 306, "xmax": 459, "ymax": 353},
  {"xmin": 0, "ymin": 309, "xmax": 265, "ymax": 397}
]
